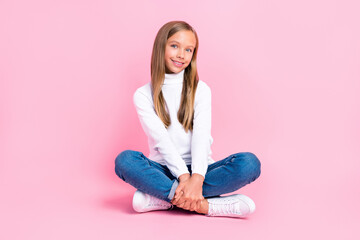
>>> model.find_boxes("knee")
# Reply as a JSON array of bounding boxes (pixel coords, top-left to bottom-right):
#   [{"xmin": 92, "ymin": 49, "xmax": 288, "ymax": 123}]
[
  {"xmin": 232, "ymin": 152, "xmax": 261, "ymax": 181},
  {"xmin": 115, "ymin": 150, "xmax": 131, "ymax": 168},
  {"xmin": 115, "ymin": 150, "xmax": 138, "ymax": 179}
]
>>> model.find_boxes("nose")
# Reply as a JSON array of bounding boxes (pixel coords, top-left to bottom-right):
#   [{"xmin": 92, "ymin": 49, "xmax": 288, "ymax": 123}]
[{"xmin": 177, "ymin": 49, "xmax": 185, "ymax": 59}]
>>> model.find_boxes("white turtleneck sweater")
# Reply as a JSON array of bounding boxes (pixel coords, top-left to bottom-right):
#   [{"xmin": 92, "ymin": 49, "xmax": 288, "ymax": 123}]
[{"xmin": 133, "ymin": 69, "xmax": 214, "ymax": 178}]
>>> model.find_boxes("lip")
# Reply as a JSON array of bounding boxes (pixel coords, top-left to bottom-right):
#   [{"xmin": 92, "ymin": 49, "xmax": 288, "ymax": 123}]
[{"xmin": 171, "ymin": 59, "xmax": 184, "ymax": 67}]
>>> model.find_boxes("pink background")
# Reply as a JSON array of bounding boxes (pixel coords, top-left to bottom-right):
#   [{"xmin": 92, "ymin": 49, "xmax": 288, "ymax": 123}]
[{"xmin": 1, "ymin": 0, "xmax": 359, "ymax": 239}]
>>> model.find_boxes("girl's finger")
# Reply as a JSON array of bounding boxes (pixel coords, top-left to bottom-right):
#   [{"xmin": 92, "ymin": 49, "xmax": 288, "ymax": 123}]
[
  {"xmin": 183, "ymin": 201, "xmax": 191, "ymax": 210},
  {"xmin": 178, "ymin": 202, "xmax": 185, "ymax": 208},
  {"xmin": 172, "ymin": 191, "xmax": 183, "ymax": 204},
  {"xmin": 176, "ymin": 196, "xmax": 186, "ymax": 205},
  {"xmin": 189, "ymin": 201, "xmax": 197, "ymax": 211}
]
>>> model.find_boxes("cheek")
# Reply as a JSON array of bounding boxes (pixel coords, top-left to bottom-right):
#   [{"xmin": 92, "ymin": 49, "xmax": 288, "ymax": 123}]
[
  {"xmin": 165, "ymin": 47, "xmax": 175, "ymax": 58},
  {"xmin": 185, "ymin": 54, "xmax": 193, "ymax": 63},
  {"xmin": 164, "ymin": 48, "xmax": 170, "ymax": 59}
]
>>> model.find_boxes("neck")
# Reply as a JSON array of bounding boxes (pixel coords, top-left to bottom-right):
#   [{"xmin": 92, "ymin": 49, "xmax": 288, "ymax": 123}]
[{"xmin": 163, "ymin": 69, "xmax": 185, "ymax": 85}]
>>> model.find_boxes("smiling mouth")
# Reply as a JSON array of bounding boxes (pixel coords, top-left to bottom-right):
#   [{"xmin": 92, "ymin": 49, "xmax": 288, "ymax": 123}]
[{"xmin": 171, "ymin": 59, "xmax": 184, "ymax": 67}]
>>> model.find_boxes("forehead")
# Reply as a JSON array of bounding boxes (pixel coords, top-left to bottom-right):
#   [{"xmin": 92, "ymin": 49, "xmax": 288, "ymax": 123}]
[{"xmin": 167, "ymin": 30, "xmax": 196, "ymax": 47}]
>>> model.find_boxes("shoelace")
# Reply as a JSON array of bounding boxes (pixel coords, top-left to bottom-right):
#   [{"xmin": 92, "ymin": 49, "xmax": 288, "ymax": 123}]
[
  {"xmin": 210, "ymin": 198, "xmax": 242, "ymax": 216},
  {"xmin": 147, "ymin": 196, "xmax": 172, "ymax": 208}
]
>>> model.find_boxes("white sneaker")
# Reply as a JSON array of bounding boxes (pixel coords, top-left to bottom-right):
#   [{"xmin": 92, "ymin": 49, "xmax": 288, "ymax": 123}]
[
  {"xmin": 206, "ymin": 194, "xmax": 256, "ymax": 218},
  {"xmin": 132, "ymin": 190, "xmax": 173, "ymax": 213}
]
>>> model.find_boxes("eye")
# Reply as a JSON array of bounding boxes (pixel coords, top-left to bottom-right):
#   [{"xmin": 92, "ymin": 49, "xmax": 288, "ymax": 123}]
[
  {"xmin": 171, "ymin": 44, "xmax": 178, "ymax": 48},
  {"xmin": 186, "ymin": 49, "xmax": 192, "ymax": 53}
]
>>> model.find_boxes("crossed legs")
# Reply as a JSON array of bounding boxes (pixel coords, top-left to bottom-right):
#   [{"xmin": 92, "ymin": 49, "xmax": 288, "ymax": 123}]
[{"xmin": 115, "ymin": 150, "xmax": 261, "ymax": 214}]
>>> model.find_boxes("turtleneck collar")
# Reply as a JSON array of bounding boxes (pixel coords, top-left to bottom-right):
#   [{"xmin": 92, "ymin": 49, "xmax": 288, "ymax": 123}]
[{"xmin": 163, "ymin": 69, "xmax": 185, "ymax": 85}]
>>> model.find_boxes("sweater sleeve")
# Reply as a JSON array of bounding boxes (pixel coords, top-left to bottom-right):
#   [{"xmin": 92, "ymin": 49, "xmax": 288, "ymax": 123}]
[
  {"xmin": 191, "ymin": 82, "xmax": 212, "ymax": 178},
  {"xmin": 133, "ymin": 88, "xmax": 190, "ymax": 179}
]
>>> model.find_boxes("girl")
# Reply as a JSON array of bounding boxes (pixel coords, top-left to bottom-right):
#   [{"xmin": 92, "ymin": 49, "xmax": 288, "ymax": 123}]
[{"xmin": 115, "ymin": 21, "xmax": 261, "ymax": 218}]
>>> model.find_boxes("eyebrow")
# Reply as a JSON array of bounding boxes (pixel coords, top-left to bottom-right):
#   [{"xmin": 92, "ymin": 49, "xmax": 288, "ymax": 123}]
[{"xmin": 169, "ymin": 40, "xmax": 195, "ymax": 49}]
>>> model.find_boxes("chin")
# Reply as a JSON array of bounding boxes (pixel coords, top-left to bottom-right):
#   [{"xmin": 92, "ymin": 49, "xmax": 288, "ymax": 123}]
[
  {"xmin": 173, "ymin": 69, "xmax": 183, "ymax": 73},
  {"xmin": 167, "ymin": 68, "xmax": 182, "ymax": 74}
]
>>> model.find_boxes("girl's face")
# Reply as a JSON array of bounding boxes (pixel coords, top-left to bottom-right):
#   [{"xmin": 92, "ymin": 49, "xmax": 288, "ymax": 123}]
[{"xmin": 164, "ymin": 30, "xmax": 196, "ymax": 74}]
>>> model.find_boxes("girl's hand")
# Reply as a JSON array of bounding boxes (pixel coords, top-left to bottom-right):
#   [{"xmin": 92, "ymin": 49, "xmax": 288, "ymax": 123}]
[
  {"xmin": 171, "ymin": 173, "xmax": 190, "ymax": 203},
  {"xmin": 172, "ymin": 174, "xmax": 205, "ymax": 212}
]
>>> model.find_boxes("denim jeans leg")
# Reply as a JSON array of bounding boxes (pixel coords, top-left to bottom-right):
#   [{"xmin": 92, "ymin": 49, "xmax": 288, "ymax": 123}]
[
  {"xmin": 202, "ymin": 152, "xmax": 261, "ymax": 198},
  {"xmin": 115, "ymin": 150, "xmax": 179, "ymax": 202}
]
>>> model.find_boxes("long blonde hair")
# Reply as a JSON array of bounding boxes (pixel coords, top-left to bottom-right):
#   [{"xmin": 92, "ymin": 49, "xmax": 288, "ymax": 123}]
[{"xmin": 151, "ymin": 21, "xmax": 199, "ymax": 133}]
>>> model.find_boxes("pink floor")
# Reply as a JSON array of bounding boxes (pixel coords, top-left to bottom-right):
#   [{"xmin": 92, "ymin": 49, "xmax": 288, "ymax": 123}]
[{"xmin": 1, "ymin": 146, "xmax": 359, "ymax": 239}]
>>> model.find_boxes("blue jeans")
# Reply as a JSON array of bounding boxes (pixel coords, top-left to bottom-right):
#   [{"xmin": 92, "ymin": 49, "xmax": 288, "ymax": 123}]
[{"xmin": 115, "ymin": 150, "xmax": 261, "ymax": 203}]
